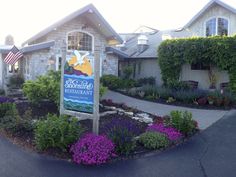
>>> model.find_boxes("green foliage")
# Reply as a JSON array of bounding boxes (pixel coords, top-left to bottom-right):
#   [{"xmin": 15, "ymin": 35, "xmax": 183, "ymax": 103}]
[
  {"xmin": 158, "ymin": 36, "xmax": 236, "ymax": 92},
  {"xmin": 100, "ymin": 75, "xmax": 123, "ymax": 90},
  {"xmin": 0, "ymin": 104, "xmax": 32, "ymax": 133},
  {"xmin": 122, "ymin": 66, "xmax": 133, "ymax": 79},
  {"xmin": 8, "ymin": 75, "xmax": 25, "ymax": 88},
  {"xmin": 139, "ymin": 132, "xmax": 169, "ymax": 150},
  {"xmin": 101, "ymin": 75, "xmax": 137, "ymax": 90},
  {"xmin": 99, "ymin": 85, "xmax": 107, "ymax": 98},
  {"xmin": 0, "ymin": 103, "xmax": 14, "ymax": 118},
  {"xmin": 35, "ymin": 114, "xmax": 84, "ymax": 151},
  {"xmin": 23, "ymin": 70, "xmax": 60, "ymax": 106},
  {"xmin": 0, "ymin": 89, "xmax": 5, "ymax": 95},
  {"xmin": 169, "ymin": 110, "xmax": 196, "ymax": 135},
  {"xmin": 137, "ymin": 77, "xmax": 156, "ymax": 86}
]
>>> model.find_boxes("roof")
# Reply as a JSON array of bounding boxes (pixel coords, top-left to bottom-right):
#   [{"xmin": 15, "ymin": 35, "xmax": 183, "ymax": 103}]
[
  {"xmin": 21, "ymin": 41, "xmax": 55, "ymax": 54},
  {"xmin": 0, "ymin": 41, "xmax": 55, "ymax": 54},
  {"xmin": 22, "ymin": 4, "xmax": 122, "ymax": 46},
  {"xmin": 184, "ymin": 0, "xmax": 236, "ymax": 29},
  {"xmin": 108, "ymin": 30, "xmax": 190, "ymax": 59}
]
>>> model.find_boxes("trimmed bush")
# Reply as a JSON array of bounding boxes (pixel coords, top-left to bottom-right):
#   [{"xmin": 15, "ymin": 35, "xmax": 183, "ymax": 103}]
[
  {"xmin": 23, "ymin": 70, "xmax": 60, "ymax": 106},
  {"xmin": 139, "ymin": 132, "xmax": 169, "ymax": 150},
  {"xmin": 70, "ymin": 133, "xmax": 116, "ymax": 165},
  {"xmin": 169, "ymin": 110, "xmax": 196, "ymax": 136},
  {"xmin": 35, "ymin": 114, "xmax": 84, "ymax": 151},
  {"xmin": 100, "ymin": 75, "xmax": 123, "ymax": 90}
]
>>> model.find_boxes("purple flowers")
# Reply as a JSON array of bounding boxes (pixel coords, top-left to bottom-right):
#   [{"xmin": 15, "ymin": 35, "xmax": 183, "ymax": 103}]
[
  {"xmin": 70, "ymin": 133, "xmax": 116, "ymax": 165},
  {"xmin": 0, "ymin": 97, "xmax": 14, "ymax": 103},
  {"xmin": 147, "ymin": 122, "xmax": 182, "ymax": 141}
]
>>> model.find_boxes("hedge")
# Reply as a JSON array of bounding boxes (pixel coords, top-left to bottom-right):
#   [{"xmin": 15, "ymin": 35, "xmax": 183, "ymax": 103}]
[{"xmin": 158, "ymin": 36, "xmax": 236, "ymax": 92}]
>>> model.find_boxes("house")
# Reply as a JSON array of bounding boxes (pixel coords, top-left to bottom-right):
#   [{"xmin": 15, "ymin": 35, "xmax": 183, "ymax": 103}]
[
  {"xmin": 0, "ymin": 4, "xmax": 122, "ymax": 91},
  {"xmin": 108, "ymin": 0, "xmax": 236, "ymax": 89},
  {"xmin": 1, "ymin": 0, "xmax": 236, "ymax": 91}
]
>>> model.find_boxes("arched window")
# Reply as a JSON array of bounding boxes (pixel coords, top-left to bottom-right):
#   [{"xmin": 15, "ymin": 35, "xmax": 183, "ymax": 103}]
[
  {"xmin": 206, "ymin": 17, "xmax": 228, "ymax": 36},
  {"xmin": 67, "ymin": 31, "xmax": 93, "ymax": 52}
]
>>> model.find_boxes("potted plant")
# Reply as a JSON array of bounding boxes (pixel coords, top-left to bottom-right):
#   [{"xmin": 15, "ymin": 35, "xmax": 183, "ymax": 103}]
[{"xmin": 207, "ymin": 95, "xmax": 215, "ymax": 105}]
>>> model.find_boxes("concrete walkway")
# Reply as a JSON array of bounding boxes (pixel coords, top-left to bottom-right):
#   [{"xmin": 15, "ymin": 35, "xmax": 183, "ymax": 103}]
[
  {"xmin": 103, "ymin": 90, "xmax": 229, "ymax": 129},
  {"xmin": 0, "ymin": 110, "xmax": 236, "ymax": 177}
]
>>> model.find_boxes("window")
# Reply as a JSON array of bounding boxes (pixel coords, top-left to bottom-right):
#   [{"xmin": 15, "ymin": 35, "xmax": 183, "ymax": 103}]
[
  {"xmin": 206, "ymin": 17, "xmax": 228, "ymax": 36},
  {"xmin": 67, "ymin": 31, "xmax": 93, "ymax": 52},
  {"xmin": 8, "ymin": 62, "xmax": 19, "ymax": 73},
  {"xmin": 191, "ymin": 62, "xmax": 210, "ymax": 70},
  {"xmin": 56, "ymin": 56, "xmax": 62, "ymax": 71}
]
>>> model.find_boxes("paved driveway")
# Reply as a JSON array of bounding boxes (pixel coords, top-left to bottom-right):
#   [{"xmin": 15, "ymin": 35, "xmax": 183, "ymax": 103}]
[
  {"xmin": 0, "ymin": 110, "xmax": 236, "ymax": 177},
  {"xmin": 103, "ymin": 90, "xmax": 229, "ymax": 129}
]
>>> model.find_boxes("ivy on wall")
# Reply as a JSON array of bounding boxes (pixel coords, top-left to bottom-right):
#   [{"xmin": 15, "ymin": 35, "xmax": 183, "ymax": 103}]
[{"xmin": 157, "ymin": 36, "xmax": 236, "ymax": 92}]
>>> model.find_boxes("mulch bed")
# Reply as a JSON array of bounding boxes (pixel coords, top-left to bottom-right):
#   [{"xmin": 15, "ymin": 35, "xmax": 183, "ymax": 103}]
[
  {"xmin": 0, "ymin": 100, "xmax": 199, "ymax": 164},
  {"xmin": 116, "ymin": 90, "xmax": 233, "ymax": 110}
]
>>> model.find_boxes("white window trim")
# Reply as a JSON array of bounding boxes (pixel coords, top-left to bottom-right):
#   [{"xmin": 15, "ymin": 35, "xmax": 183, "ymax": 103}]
[
  {"xmin": 204, "ymin": 16, "xmax": 230, "ymax": 37},
  {"xmin": 66, "ymin": 30, "xmax": 94, "ymax": 53},
  {"xmin": 56, "ymin": 54, "xmax": 62, "ymax": 71}
]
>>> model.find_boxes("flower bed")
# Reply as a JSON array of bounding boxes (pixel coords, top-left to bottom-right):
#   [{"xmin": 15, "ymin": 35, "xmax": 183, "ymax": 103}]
[{"xmin": 0, "ymin": 97, "xmax": 199, "ymax": 165}]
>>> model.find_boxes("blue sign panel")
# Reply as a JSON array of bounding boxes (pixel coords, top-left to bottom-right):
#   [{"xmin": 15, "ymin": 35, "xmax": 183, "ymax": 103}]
[{"xmin": 63, "ymin": 51, "xmax": 94, "ymax": 114}]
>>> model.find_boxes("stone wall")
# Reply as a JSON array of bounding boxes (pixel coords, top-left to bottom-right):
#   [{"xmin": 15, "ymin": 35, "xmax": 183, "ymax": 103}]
[
  {"xmin": 103, "ymin": 54, "xmax": 119, "ymax": 76},
  {"xmin": 28, "ymin": 15, "xmax": 111, "ymax": 78},
  {"xmin": 23, "ymin": 49, "xmax": 52, "ymax": 80}
]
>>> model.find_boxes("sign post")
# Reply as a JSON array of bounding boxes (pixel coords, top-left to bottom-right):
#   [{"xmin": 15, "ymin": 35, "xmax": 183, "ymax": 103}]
[{"xmin": 60, "ymin": 50, "xmax": 100, "ymax": 134}]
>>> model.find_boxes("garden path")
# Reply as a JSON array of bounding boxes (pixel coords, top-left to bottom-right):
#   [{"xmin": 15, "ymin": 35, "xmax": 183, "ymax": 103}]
[{"xmin": 103, "ymin": 90, "xmax": 230, "ymax": 129}]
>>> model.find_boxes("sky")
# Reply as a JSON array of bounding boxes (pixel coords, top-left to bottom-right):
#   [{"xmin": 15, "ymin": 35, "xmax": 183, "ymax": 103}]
[{"xmin": 0, "ymin": 0, "xmax": 236, "ymax": 45}]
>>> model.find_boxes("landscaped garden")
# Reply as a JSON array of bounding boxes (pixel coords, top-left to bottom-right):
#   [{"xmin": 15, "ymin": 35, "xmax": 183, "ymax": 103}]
[
  {"xmin": 0, "ymin": 71, "xmax": 199, "ymax": 165},
  {"xmin": 101, "ymin": 74, "xmax": 236, "ymax": 109}
]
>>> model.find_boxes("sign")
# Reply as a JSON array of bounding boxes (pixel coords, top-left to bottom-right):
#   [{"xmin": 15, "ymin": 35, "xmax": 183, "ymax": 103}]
[
  {"xmin": 60, "ymin": 50, "xmax": 100, "ymax": 134},
  {"xmin": 63, "ymin": 51, "xmax": 94, "ymax": 114},
  {"xmin": 62, "ymin": 51, "xmax": 95, "ymax": 114}
]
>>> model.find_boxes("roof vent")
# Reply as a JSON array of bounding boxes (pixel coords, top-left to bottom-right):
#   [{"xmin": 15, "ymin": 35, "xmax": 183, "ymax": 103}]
[
  {"xmin": 137, "ymin": 34, "xmax": 148, "ymax": 53},
  {"xmin": 137, "ymin": 34, "xmax": 148, "ymax": 45}
]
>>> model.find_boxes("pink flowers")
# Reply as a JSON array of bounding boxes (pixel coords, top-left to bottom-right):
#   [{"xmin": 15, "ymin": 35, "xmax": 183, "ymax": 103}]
[
  {"xmin": 147, "ymin": 123, "xmax": 182, "ymax": 141},
  {"xmin": 70, "ymin": 133, "xmax": 116, "ymax": 165}
]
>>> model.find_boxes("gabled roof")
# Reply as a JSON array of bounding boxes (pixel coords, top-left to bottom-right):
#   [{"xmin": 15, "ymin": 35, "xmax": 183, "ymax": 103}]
[
  {"xmin": 108, "ymin": 30, "xmax": 191, "ymax": 59},
  {"xmin": 22, "ymin": 4, "xmax": 122, "ymax": 46},
  {"xmin": 183, "ymin": 0, "xmax": 236, "ymax": 29}
]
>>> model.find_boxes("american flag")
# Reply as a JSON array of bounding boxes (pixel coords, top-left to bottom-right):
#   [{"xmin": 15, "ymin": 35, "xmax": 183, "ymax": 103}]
[{"xmin": 4, "ymin": 45, "xmax": 23, "ymax": 65}]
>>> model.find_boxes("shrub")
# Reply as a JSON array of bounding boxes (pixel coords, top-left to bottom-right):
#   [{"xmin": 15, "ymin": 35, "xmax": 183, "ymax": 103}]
[
  {"xmin": 137, "ymin": 77, "xmax": 156, "ymax": 86},
  {"xmin": 122, "ymin": 66, "xmax": 133, "ymax": 79},
  {"xmin": 0, "ymin": 97, "xmax": 14, "ymax": 118},
  {"xmin": 169, "ymin": 110, "xmax": 196, "ymax": 136},
  {"xmin": 8, "ymin": 75, "xmax": 25, "ymax": 88},
  {"xmin": 35, "ymin": 114, "xmax": 84, "ymax": 151},
  {"xmin": 100, "ymin": 75, "xmax": 122, "ymax": 90},
  {"xmin": 101, "ymin": 117, "xmax": 142, "ymax": 155},
  {"xmin": 147, "ymin": 122, "xmax": 182, "ymax": 141},
  {"xmin": 99, "ymin": 85, "xmax": 107, "ymax": 98},
  {"xmin": 166, "ymin": 80, "xmax": 190, "ymax": 91},
  {"xmin": 139, "ymin": 132, "xmax": 169, "ymax": 150},
  {"xmin": 23, "ymin": 71, "xmax": 60, "ymax": 106},
  {"xmin": 70, "ymin": 133, "xmax": 116, "ymax": 165}
]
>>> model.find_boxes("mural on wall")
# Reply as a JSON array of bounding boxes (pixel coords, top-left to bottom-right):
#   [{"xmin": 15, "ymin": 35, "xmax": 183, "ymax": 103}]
[{"xmin": 63, "ymin": 50, "xmax": 94, "ymax": 113}]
